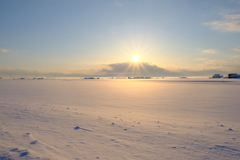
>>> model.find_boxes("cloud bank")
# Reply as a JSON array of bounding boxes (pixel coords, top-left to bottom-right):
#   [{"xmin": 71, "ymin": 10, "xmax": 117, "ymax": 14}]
[
  {"xmin": 202, "ymin": 49, "xmax": 218, "ymax": 54},
  {"xmin": 100, "ymin": 61, "xmax": 237, "ymax": 77},
  {"xmin": 101, "ymin": 62, "xmax": 174, "ymax": 77},
  {"xmin": 205, "ymin": 14, "xmax": 240, "ymax": 32},
  {"xmin": 0, "ymin": 49, "xmax": 10, "ymax": 53},
  {"xmin": 233, "ymin": 48, "xmax": 240, "ymax": 51},
  {"xmin": 1, "ymin": 60, "xmax": 240, "ymax": 78}
]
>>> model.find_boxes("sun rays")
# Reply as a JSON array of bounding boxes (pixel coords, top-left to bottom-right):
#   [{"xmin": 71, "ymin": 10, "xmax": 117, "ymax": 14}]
[{"xmin": 123, "ymin": 61, "xmax": 151, "ymax": 77}]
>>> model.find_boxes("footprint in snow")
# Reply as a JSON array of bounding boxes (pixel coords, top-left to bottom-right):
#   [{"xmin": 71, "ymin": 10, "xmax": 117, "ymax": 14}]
[
  {"xmin": 10, "ymin": 148, "xmax": 19, "ymax": 152},
  {"xmin": 24, "ymin": 133, "xmax": 30, "ymax": 137},
  {"xmin": 30, "ymin": 140, "xmax": 38, "ymax": 144},
  {"xmin": 19, "ymin": 151, "xmax": 29, "ymax": 157},
  {"xmin": 10, "ymin": 148, "xmax": 29, "ymax": 157},
  {"xmin": 74, "ymin": 126, "xmax": 80, "ymax": 130}
]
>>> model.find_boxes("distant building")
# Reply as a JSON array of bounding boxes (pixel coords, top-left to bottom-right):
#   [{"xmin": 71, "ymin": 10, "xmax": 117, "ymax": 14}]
[
  {"xmin": 179, "ymin": 76, "xmax": 187, "ymax": 79},
  {"xmin": 228, "ymin": 73, "xmax": 240, "ymax": 78},
  {"xmin": 128, "ymin": 77, "xmax": 152, "ymax": 79},
  {"xmin": 144, "ymin": 77, "xmax": 152, "ymax": 79},
  {"xmin": 211, "ymin": 74, "xmax": 223, "ymax": 78},
  {"xmin": 84, "ymin": 77, "xmax": 99, "ymax": 79}
]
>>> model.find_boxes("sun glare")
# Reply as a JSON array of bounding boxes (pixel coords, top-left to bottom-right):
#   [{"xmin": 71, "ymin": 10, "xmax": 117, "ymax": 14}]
[{"xmin": 133, "ymin": 56, "xmax": 139, "ymax": 62}]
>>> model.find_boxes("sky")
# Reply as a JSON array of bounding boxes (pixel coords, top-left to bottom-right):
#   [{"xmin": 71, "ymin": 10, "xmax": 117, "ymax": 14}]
[{"xmin": 0, "ymin": 0, "xmax": 240, "ymax": 77}]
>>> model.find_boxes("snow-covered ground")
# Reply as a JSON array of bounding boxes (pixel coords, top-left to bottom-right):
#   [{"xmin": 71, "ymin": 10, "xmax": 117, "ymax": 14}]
[{"xmin": 1, "ymin": 78, "xmax": 240, "ymax": 160}]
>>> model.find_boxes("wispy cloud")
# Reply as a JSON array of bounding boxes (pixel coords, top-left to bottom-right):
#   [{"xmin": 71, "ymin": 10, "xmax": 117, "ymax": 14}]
[
  {"xmin": 233, "ymin": 48, "xmax": 240, "ymax": 51},
  {"xmin": 113, "ymin": 1, "xmax": 123, "ymax": 7},
  {"xmin": 202, "ymin": 49, "xmax": 218, "ymax": 54},
  {"xmin": 195, "ymin": 58, "xmax": 230, "ymax": 67},
  {"xmin": 228, "ymin": 0, "xmax": 240, "ymax": 4},
  {"xmin": 205, "ymin": 14, "xmax": 240, "ymax": 32},
  {"xmin": 0, "ymin": 49, "xmax": 10, "ymax": 53},
  {"xmin": 223, "ymin": 14, "xmax": 240, "ymax": 19},
  {"xmin": 195, "ymin": 57, "xmax": 240, "ymax": 73}
]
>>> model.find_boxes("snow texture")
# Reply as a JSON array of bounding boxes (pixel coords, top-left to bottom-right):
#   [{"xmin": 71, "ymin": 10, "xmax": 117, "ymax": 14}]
[{"xmin": 0, "ymin": 78, "xmax": 240, "ymax": 159}]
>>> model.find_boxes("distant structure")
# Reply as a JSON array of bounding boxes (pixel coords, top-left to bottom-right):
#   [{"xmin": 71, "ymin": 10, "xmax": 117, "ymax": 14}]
[
  {"xmin": 211, "ymin": 74, "xmax": 223, "ymax": 78},
  {"xmin": 228, "ymin": 73, "xmax": 240, "ymax": 78},
  {"xmin": 128, "ymin": 77, "xmax": 152, "ymax": 79},
  {"xmin": 84, "ymin": 77, "xmax": 99, "ymax": 79},
  {"xmin": 179, "ymin": 76, "xmax": 187, "ymax": 79}
]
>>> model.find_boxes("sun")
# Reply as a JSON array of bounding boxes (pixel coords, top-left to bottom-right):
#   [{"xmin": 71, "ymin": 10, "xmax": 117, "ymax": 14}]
[{"xmin": 133, "ymin": 56, "xmax": 139, "ymax": 62}]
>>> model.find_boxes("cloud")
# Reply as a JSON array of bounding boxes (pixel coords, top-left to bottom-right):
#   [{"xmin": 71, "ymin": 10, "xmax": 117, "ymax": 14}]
[
  {"xmin": 113, "ymin": 2, "xmax": 123, "ymax": 7},
  {"xmin": 100, "ymin": 61, "xmax": 239, "ymax": 77},
  {"xmin": 233, "ymin": 48, "xmax": 240, "ymax": 51},
  {"xmin": 195, "ymin": 58, "xmax": 240, "ymax": 72},
  {"xmin": 228, "ymin": 0, "xmax": 240, "ymax": 4},
  {"xmin": 0, "ymin": 49, "xmax": 10, "ymax": 53},
  {"xmin": 205, "ymin": 14, "xmax": 240, "ymax": 32},
  {"xmin": 223, "ymin": 14, "xmax": 240, "ymax": 20},
  {"xmin": 195, "ymin": 58, "xmax": 228, "ymax": 66},
  {"xmin": 202, "ymin": 49, "xmax": 218, "ymax": 54},
  {"xmin": 101, "ymin": 62, "xmax": 175, "ymax": 77}
]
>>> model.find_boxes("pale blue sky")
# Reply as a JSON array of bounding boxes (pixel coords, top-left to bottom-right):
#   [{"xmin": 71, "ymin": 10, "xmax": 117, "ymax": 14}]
[{"xmin": 0, "ymin": 0, "xmax": 240, "ymax": 77}]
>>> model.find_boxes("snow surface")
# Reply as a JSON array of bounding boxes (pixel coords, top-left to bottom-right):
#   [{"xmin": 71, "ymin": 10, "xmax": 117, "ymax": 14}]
[{"xmin": 0, "ymin": 78, "xmax": 240, "ymax": 160}]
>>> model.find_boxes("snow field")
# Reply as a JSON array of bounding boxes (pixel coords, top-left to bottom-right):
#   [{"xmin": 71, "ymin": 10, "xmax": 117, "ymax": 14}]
[{"xmin": 1, "ymin": 79, "xmax": 240, "ymax": 159}]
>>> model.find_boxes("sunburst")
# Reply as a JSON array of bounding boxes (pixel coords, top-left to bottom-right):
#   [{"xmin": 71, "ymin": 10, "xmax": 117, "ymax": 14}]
[{"xmin": 133, "ymin": 56, "xmax": 139, "ymax": 62}]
